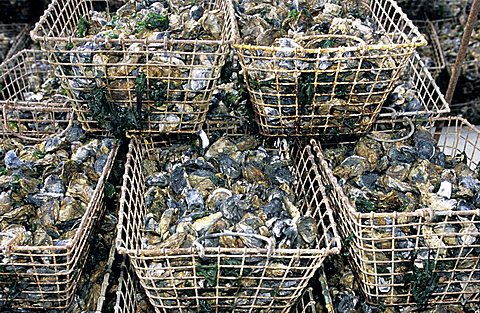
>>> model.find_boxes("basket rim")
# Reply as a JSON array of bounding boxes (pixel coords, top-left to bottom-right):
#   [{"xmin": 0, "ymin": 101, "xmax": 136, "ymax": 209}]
[
  {"xmin": 3, "ymin": 142, "xmax": 118, "ymax": 253},
  {"xmin": 311, "ymin": 116, "xmax": 480, "ymax": 220},
  {"xmin": 233, "ymin": 38, "xmax": 427, "ymax": 54},
  {"xmin": 116, "ymin": 245, "xmax": 334, "ymax": 257}
]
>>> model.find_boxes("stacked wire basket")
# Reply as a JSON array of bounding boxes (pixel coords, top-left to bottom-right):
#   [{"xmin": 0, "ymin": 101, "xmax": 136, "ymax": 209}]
[
  {"xmin": 3, "ymin": 0, "xmax": 479, "ymax": 311},
  {"xmin": 0, "ymin": 49, "xmax": 118, "ymax": 310}
]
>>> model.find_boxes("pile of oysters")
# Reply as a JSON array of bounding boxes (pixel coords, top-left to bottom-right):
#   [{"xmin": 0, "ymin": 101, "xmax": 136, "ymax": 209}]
[{"xmin": 142, "ymin": 135, "xmax": 317, "ymax": 251}]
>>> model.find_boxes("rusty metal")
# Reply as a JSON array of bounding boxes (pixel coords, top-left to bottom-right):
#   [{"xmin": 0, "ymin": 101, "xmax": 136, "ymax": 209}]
[{"xmin": 446, "ymin": 0, "xmax": 480, "ymax": 103}]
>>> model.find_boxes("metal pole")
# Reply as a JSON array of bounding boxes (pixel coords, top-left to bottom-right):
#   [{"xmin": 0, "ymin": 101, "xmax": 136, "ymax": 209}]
[{"xmin": 445, "ymin": 0, "xmax": 480, "ymax": 104}]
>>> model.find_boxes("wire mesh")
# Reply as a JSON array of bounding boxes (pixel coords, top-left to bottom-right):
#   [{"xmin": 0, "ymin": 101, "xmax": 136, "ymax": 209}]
[
  {"xmin": 116, "ymin": 137, "xmax": 340, "ymax": 313},
  {"xmin": 114, "ymin": 261, "xmax": 318, "ymax": 313},
  {"xmin": 0, "ymin": 49, "xmax": 73, "ymax": 141},
  {"xmin": 295, "ymin": 288, "xmax": 316, "ymax": 313},
  {"xmin": 233, "ymin": 0, "xmax": 426, "ymax": 136},
  {"xmin": 311, "ymin": 116, "xmax": 480, "ymax": 306},
  {"xmin": 114, "ymin": 259, "xmax": 140, "ymax": 313},
  {"xmin": 0, "ymin": 143, "xmax": 118, "ymax": 310},
  {"xmin": 31, "ymin": 0, "xmax": 237, "ymax": 135},
  {"xmin": 414, "ymin": 20, "xmax": 445, "ymax": 79},
  {"xmin": 0, "ymin": 24, "xmax": 30, "ymax": 62},
  {"xmin": 378, "ymin": 52, "xmax": 449, "ymax": 121}
]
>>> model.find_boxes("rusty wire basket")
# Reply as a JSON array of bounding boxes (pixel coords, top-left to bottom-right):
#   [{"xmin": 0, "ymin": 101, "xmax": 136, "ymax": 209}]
[
  {"xmin": 233, "ymin": 0, "xmax": 426, "ymax": 136},
  {"xmin": 116, "ymin": 136, "xmax": 340, "ymax": 313},
  {"xmin": 312, "ymin": 116, "xmax": 480, "ymax": 306},
  {"xmin": 0, "ymin": 139, "xmax": 118, "ymax": 308},
  {"xmin": 31, "ymin": 0, "xmax": 237, "ymax": 135},
  {"xmin": 0, "ymin": 23, "xmax": 30, "ymax": 62},
  {"xmin": 414, "ymin": 21, "xmax": 445, "ymax": 79},
  {"xmin": 0, "ymin": 49, "xmax": 73, "ymax": 141}
]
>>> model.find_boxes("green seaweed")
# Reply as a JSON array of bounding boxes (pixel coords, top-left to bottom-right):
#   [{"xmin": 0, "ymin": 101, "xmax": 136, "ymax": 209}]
[
  {"xmin": 76, "ymin": 16, "xmax": 90, "ymax": 38},
  {"xmin": 411, "ymin": 254, "xmax": 438, "ymax": 308},
  {"xmin": 149, "ymin": 81, "xmax": 168, "ymax": 104},
  {"xmin": 355, "ymin": 196, "xmax": 376, "ymax": 212},
  {"xmin": 87, "ymin": 87, "xmax": 144, "ymax": 138},
  {"xmin": 136, "ymin": 12, "xmax": 169, "ymax": 33},
  {"xmin": 196, "ymin": 263, "xmax": 217, "ymax": 287},
  {"xmin": 33, "ymin": 150, "xmax": 47, "ymax": 159}
]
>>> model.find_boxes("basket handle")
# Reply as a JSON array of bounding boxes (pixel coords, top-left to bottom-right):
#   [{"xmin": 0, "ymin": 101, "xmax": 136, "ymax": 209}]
[
  {"xmin": 366, "ymin": 116, "xmax": 415, "ymax": 143},
  {"xmin": 295, "ymin": 34, "xmax": 367, "ymax": 50},
  {"xmin": 193, "ymin": 231, "xmax": 274, "ymax": 258}
]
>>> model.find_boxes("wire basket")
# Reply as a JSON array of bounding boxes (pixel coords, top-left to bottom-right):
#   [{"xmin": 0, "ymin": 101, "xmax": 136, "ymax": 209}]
[
  {"xmin": 0, "ymin": 24, "xmax": 30, "ymax": 62},
  {"xmin": 116, "ymin": 137, "xmax": 340, "ymax": 313},
  {"xmin": 414, "ymin": 21, "xmax": 445, "ymax": 79},
  {"xmin": 233, "ymin": 0, "xmax": 426, "ymax": 136},
  {"xmin": 311, "ymin": 116, "xmax": 480, "ymax": 306},
  {"xmin": 31, "ymin": 0, "xmax": 237, "ymax": 135},
  {"xmin": 0, "ymin": 143, "xmax": 118, "ymax": 309},
  {"xmin": 0, "ymin": 49, "xmax": 73, "ymax": 141}
]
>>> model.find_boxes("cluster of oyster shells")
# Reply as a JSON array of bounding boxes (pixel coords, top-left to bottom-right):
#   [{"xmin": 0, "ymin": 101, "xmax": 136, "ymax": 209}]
[
  {"xmin": 142, "ymin": 135, "xmax": 317, "ymax": 251},
  {"xmin": 0, "ymin": 128, "xmax": 115, "ymax": 251},
  {"xmin": 435, "ymin": 19, "xmax": 480, "ymax": 76},
  {"xmin": 325, "ymin": 126, "xmax": 480, "ymax": 214},
  {"xmin": 235, "ymin": 0, "xmax": 384, "ymax": 46}
]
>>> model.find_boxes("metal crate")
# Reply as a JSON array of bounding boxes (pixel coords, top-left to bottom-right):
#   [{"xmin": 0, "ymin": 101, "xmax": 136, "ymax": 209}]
[
  {"xmin": 0, "ymin": 24, "xmax": 30, "ymax": 62},
  {"xmin": 312, "ymin": 116, "xmax": 480, "ymax": 306},
  {"xmin": 0, "ymin": 49, "xmax": 73, "ymax": 141},
  {"xmin": 116, "ymin": 137, "xmax": 340, "ymax": 313},
  {"xmin": 31, "ymin": 0, "xmax": 237, "ymax": 135},
  {"xmin": 233, "ymin": 0, "xmax": 426, "ymax": 136},
  {"xmin": 0, "ymin": 118, "xmax": 118, "ymax": 309}
]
